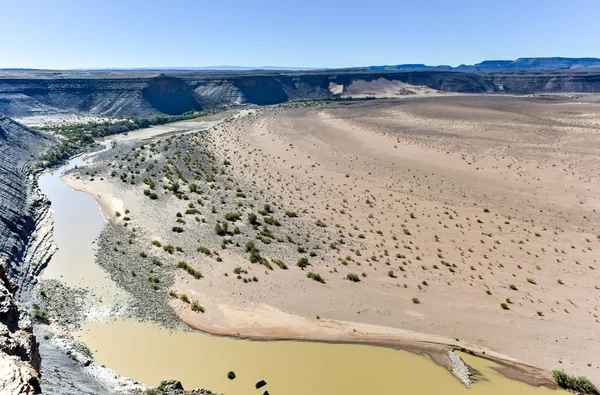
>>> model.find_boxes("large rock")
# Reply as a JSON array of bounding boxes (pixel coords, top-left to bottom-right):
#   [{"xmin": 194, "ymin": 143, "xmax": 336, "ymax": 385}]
[{"xmin": 0, "ymin": 261, "xmax": 41, "ymax": 394}]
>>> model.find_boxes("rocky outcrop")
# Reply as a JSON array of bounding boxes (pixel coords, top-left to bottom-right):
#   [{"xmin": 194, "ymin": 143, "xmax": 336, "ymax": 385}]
[
  {"xmin": 0, "ymin": 117, "xmax": 54, "ymax": 393},
  {"xmin": 0, "ymin": 116, "xmax": 54, "ymax": 291},
  {"xmin": 0, "ymin": 260, "xmax": 41, "ymax": 394}
]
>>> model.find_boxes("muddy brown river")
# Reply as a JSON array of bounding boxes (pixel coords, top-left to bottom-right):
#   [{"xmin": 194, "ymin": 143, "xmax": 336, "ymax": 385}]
[{"xmin": 40, "ymin": 120, "xmax": 561, "ymax": 395}]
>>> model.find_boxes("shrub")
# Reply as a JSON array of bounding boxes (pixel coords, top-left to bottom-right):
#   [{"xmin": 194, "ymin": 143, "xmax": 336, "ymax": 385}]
[
  {"xmin": 172, "ymin": 226, "xmax": 184, "ymax": 233},
  {"xmin": 500, "ymin": 303, "xmax": 510, "ymax": 310},
  {"xmin": 264, "ymin": 216, "xmax": 281, "ymax": 226},
  {"xmin": 552, "ymin": 369, "xmax": 599, "ymax": 395},
  {"xmin": 509, "ymin": 284, "xmax": 518, "ymax": 290},
  {"xmin": 526, "ymin": 277, "xmax": 536, "ymax": 285},
  {"xmin": 285, "ymin": 211, "xmax": 298, "ymax": 218},
  {"xmin": 248, "ymin": 213, "xmax": 258, "ymax": 225},
  {"xmin": 388, "ymin": 270, "xmax": 396, "ymax": 278},
  {"xmin": 403, "ymin": 228, "xmax": 411, "ymax": 236},
  {"xmin": 297, "ymin": 257, "xmax": 309, "ymax": 269},
  {"xmin": 315, "ymin": 219, "xmax": 327, "ymax": 227},
  {"xmin": 307, "ymin": 272, "xmax": 325, "ymax": 284},
  {"xmin": 245, "ymin": 241, "xmax": 256, "ymax": 252},
  {"xmin": 191, "ymin": 300, "xmax": 206, "ymax": 313},
  {"xmin": 168, "ymin": 290, "xmax": 178, "ymax": 298},
  {"xmin": 412, "ymin": 298, "xmax": 420, "ymax": 304},
  {"xmin": 180, "ymin": 294, "xmax": 190, "ymax": 303},
  {"xmin": 215, "ymin": 221, "xmax": 228, "ymax": 236},
  {"xmin": 152, "ymin": 240, "xmax": 161, "ymax": 247},
  {"xmin": 224, "ymin": 212, "xmax": 241, "ymax": 222},
  {"xmin": 197, "ymin": 246, "xmax": 212, "ymax": 256},
  {"xmin": 272, "ymin": 259, "xmax": 288, "ymax": 269},
  {"xmin": 163, "ymin": 244, "xmax": 174, "ymax": 254},
  {"xmin": 347, "ymin": 273, "xmax": 360, "ymax": 282}
]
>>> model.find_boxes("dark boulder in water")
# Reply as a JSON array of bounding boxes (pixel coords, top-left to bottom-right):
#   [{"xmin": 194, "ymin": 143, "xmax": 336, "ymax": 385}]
[{"xmin": 255, "ymin": 379, "xmax": 267, "ymax": 389}]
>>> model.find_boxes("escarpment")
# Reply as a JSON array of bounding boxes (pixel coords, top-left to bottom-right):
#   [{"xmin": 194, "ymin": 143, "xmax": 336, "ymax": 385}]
[
  {"xmin": 0, "ymin": 116, "xmax": 53, "ymax": 394},
  {"xmin": 0, "ymin": 116, "xmax": 54, "ymax": 286},
  {"xmin": 3, "ymin": 69, "xmax": 600, "ymax": 119}
]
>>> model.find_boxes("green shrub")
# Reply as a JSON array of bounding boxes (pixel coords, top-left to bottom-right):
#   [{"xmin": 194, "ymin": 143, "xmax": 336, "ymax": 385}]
[
  {"xmin": 307, "ymin": 272, "xmax": 325, "ymax": 284},
  {"xmin": 285, "ymin": 211, "xmax": 298, "ymax": 218},
  {"xmin": 272, "ymin": 259, "xmax": 288, "ymax": 269},
  {"xmin": 163, "ymin": 244, "xmax": 174, "ymax": 254},
  {"xmin": 172, "ymin": 226, "xmax": 184, "ymax": 233},
  {"xmin": 412, "ymin": 298, "xmax": 420, "ymax": 304},
  {"xmin": 191, "ymin": 300, "xmax": 206, "ymax": 313},
  {"xmin": 552, "ymin": 369, "xmax": 599, "ymax": 395},
  {"xmin": 297, "ymin": 257, "xmax": 309, "ymax": 269},
  {"xmin": 264, "ymin": 216, "xmax": 281, "ymax": 226},
  {"xmin": 224, "ymin": 212, "xmax": 241, "ymax": 222},
  {"xmin": 347, "ymin": 273, "xmax": 360, "ymax": 282},
  {"xmin": 248, "ymin": 213, "xmax": 258, "ymax": 225},
  {"xmin": 500, "ymin": 303, "xmax": 509, "ymax": 310}
]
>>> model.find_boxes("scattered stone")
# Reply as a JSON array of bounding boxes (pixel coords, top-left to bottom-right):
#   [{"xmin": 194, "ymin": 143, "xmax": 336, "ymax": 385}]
[{"xmin": 255, "ymin": 380, "xmax": 267, "ymax": 389}]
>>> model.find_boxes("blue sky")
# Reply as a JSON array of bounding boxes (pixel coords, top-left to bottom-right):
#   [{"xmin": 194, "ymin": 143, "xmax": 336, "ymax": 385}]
[{"xmin": 1, "ymin": 0, "xmax": 598, "ymax": 69}]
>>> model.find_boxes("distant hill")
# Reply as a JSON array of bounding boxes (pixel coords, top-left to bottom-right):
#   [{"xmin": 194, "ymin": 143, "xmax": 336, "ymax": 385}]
[{"xmin": 367, "ymin": 57, "xmax": 600, "ymax": 72}]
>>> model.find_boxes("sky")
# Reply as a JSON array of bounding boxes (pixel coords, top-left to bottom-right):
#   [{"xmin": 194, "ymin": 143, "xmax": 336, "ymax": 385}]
[{"xmin": 1, "ymin": 0, "xmax": 598, "ymax": 69}]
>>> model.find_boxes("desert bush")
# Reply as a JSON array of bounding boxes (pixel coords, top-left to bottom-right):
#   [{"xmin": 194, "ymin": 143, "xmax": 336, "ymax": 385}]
[
  {"xmin": 272, "ymin": 259, "xmax": 288, "ymax": 269},
  {"xmin": 307, "ymin": 272, "xmax": 325, "ymax": 284},
  {"xmin": 347, "ymin": 273, "xmax": 360, "ymax": 282},
  {"xmin": 264, "ymin": 216, "xmax": 280, "ymax": 226},
  {"xmin": 248, "ymin": 213, "xmax": 258, "ymax": 225},
  {"xmin": 191, "ymin": 300, "xmax": 206, "ymax": 313},
  {"xmin": 172, "ymin": 226, "xmax": 184, "ymax": 233},
  {"xmin": 412, "ymin": 298, "xmax": 420, "ymax": 304},
  {"xmin": 552, "ymin": 369, "xmax": 599, "ymax": 395},
  {"xmin": 224, "ymin": 212, "xmax": 241, "ymax": 222},
  {"xmin": 297, "ymin": 257, "xmax": 309, "ymax": 269},
  {"xmin": 163, "ymin": 244, "xmax": 174, "ymax": 254},
  {"xmin": 285, "ymin": 211, "xmax": 298, "ymax": 218}
]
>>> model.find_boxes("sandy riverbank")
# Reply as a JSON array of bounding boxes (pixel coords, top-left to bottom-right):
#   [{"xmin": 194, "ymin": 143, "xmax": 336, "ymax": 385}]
[{"xmin": 62, "ymin": 95, "xmax": 600, "ymax": 389}]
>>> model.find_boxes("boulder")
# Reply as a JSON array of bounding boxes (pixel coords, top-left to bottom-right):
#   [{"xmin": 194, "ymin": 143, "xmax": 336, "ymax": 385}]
[
  {"xmin": 255, "ymin": 379, "xmax": 267, "ymax": 389},
  {"xmin": 158, "ymin": 380, "xmax": 184, "ymax": 391}
]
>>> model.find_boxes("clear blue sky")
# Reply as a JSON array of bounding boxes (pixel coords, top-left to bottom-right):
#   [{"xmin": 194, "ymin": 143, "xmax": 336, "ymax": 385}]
[{"xmin": 1, "ymin": 0, "xmax": 598, "ymax": 69}]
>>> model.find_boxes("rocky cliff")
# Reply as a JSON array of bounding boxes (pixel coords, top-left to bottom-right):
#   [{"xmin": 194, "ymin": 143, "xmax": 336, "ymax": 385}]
[
  {"xmin": 0, "ymin": 116, "xmax": 54, "ymax": 394},
  {"xmin": 0, "ymin": 260, "xmax": 41, "ymax": 394},
  {"xmin": 0, "ymin": 116, "xmax": 54, "ymax": 287},
  {"xmin": 2, "ymin": 69, "xmax": 600, "ymax": 118}
]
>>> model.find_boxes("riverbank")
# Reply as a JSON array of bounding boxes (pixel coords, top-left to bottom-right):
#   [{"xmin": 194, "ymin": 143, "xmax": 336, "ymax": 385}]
[{"xmin": 55, "ymin": 99, "xmax": 588, "ymax": 392}]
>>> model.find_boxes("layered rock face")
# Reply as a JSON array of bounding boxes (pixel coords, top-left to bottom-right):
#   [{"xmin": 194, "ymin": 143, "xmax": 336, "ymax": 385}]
[
  {"xmin": 0, "ymin": 116, "xmax": 54, "ymax": 394},
  {"xmin": 2, "ymin": 69, "xmax": 600, "ymax": 118},
  {"xmin": 0, "ymin": 116, "xmax": 54, "ymax": 286}
]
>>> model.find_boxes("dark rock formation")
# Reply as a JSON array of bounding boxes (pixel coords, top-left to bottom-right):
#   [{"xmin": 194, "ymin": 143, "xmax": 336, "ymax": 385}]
[
  {"xmin": 0, "ymin": 116, "xmax": 54, "ymax": 290},
  {"xmin": 255, "ymin": 380, "xmax": 267, "ymax": 389},
  {"xmin": 0, "ymin": 117, "xmax": 53, "ymax": 393},
  {"xmin": 159, "ymin": 380, "xmax": 185, "ymax": 391}
]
